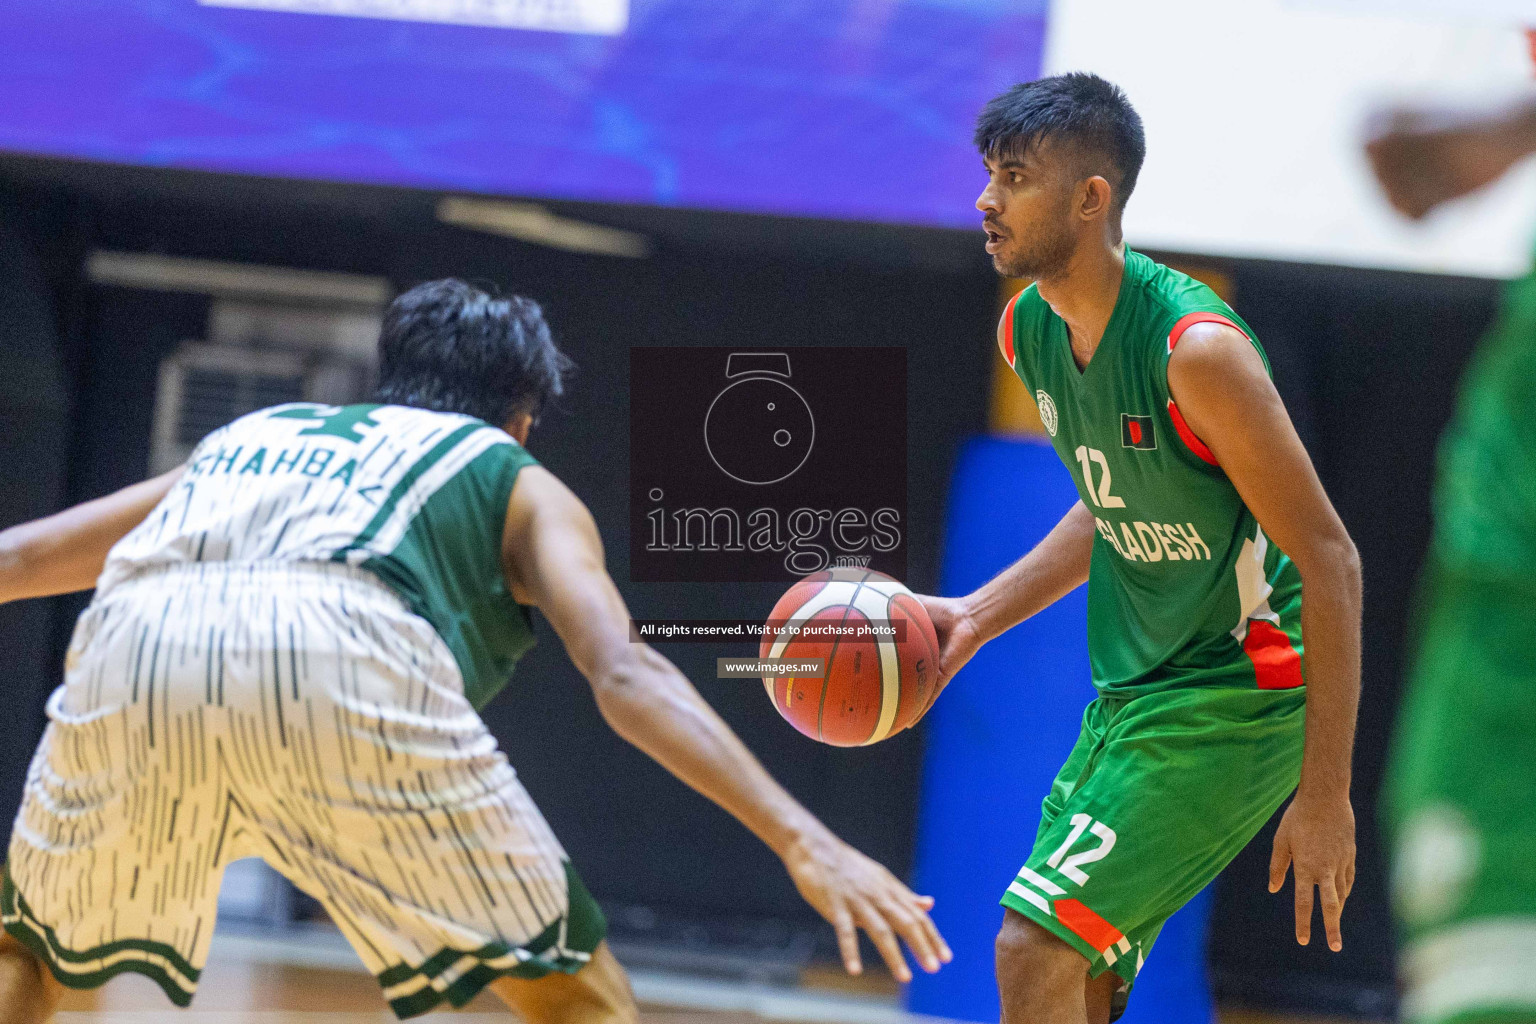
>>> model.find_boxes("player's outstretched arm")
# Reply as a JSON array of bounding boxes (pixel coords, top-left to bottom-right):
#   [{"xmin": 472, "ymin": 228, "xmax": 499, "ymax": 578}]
[
  {"xmin": 1168, "ymin": 323, "xmax": 1362, "ymax": 954},
  {"xmin": 917, "ymin": 500, "xmax": 1096, "ymax": 706},
  {"xmin": 500, "ymin": 466, "xmax": 952, "ymax": 982},
  {"xmin": 0, "ymin": 467, "xmax": 184, "ymax": 605},
  {"xmin": 1366, "ymin": 97, "xmax": 1536, "ymax": 220}
]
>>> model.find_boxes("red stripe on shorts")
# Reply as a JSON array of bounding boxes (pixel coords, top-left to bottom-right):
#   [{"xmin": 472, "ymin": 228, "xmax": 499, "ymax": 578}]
[{"xmin": 1053, "ymin": 898, "xmax": 1124, "ymax": 954}]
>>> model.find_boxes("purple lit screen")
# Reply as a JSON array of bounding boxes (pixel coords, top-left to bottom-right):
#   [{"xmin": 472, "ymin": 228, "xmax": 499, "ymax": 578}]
[{"xmin": 0, "ymin": 0, "xmax": 1047, "ymax": 226}]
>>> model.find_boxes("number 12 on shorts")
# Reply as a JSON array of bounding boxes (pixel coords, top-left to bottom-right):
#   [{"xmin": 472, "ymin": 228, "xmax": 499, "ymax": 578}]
[
  {"xmin": 1012, "ymin": 813, "xmax": 1118, "ymax": 914},
  {"xmin": 1049, "ymin": 813, "xmax": 1117, "ymax": 885}
]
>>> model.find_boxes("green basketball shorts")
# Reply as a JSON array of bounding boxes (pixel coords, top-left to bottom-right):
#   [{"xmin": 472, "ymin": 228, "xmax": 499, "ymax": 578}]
[
  {"xmin": 999, "ymin": 684, "xmax": 1306, "ymax": 1002},
  {"xmin": 1387, "ymin": 564, "xmax": 1536, "ymax": 1024}
]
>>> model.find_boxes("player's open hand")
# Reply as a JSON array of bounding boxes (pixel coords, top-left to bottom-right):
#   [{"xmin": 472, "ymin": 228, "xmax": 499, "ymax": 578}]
[
  {"xmin": 781, "ymin": 826, "xmax": 951, "ymax": 983},
  {"xmin": 1268, "ymin": 790, "xmax": 1356, "ymax": 952},
  {"xmin": 914, "ymin": 594, "xmax": 984, "ymax": 715}
]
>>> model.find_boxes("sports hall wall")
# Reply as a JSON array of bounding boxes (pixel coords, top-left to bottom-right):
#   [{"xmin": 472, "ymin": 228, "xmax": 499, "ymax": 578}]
[{"xmin": 0, "ymin": 158, "xmax": 1504, "ymax": 1014}]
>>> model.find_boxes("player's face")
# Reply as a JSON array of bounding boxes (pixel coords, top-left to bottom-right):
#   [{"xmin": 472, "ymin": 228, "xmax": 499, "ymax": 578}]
[{"xmin": 976, "ymin": 144, "xmax": 1077, "ymax": 280}]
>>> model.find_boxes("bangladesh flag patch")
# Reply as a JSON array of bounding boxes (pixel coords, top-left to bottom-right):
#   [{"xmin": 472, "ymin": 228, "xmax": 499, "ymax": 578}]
[{"xmin": 1121, "ymin": 413, "xmax": 1156, "ymax": 450}]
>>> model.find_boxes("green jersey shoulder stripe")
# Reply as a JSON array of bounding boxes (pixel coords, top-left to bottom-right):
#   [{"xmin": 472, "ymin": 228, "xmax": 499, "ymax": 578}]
[{"xmin": 335, "ymin": 420, "xmax": 488, "ymax": 559}]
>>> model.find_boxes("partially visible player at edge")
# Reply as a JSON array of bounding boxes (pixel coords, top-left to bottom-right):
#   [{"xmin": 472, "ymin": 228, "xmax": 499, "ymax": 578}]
[
  {"xmin": 0, "ymin": 280, "xmax": 949, "ymax": 1024},
  {"xmin": 916, "ymin": 74, "xmax": 1362, "ymax": 1024},
  {"xmin": 1368, "ymin": 97, "xmax": 1536, "ymax": 1024}
]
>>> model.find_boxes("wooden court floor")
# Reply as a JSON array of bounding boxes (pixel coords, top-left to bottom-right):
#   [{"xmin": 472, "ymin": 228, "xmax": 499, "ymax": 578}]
[{"xmin": 49, "ymin": 941, "xmax": 1360, "ymax": 1024}]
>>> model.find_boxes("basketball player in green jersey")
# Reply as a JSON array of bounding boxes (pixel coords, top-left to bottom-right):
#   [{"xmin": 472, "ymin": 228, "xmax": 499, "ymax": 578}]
[
  {"xmin": 1369, "ymin": 98, "xmax": 1536, "ymax": 1024},
  {"xmin": 918, "ymin": 74, "xmax": 1363, "ymax": 1023}
]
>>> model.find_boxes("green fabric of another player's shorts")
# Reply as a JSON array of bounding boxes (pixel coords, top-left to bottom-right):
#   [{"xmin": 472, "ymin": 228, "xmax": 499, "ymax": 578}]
[
  {"xmin": 1387, "ymin": 563, "xmax": 1536, "ymax": 1024},
  {"xmin": 1000, "ymin": 685, "xmax": 1305, "ymax": 993}
]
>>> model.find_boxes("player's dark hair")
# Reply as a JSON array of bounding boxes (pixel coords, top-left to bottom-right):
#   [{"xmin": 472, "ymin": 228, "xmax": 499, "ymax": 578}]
[
  {"xmin": 375, "ymin": 278, "xmax": 573, "ymax": 427},
  {"xmin": 975, "ymin": 72, "xmax": 1146, "ymax": 212}
]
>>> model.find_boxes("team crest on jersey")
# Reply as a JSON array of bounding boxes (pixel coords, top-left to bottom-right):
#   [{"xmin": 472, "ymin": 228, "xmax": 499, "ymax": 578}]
[
  {"xmin": 1036, "ymin": 390, "xmax": 1059, "ymax": 437},
  {"xmin": 1121, "ymin": 413, "xmax": 1156, "ymax": 450}
]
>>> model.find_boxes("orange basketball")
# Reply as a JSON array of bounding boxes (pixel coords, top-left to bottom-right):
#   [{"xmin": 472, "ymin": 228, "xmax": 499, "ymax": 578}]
[{"xmin": 760, "ymin": 568, "xmax": 940, "ymax": 746}]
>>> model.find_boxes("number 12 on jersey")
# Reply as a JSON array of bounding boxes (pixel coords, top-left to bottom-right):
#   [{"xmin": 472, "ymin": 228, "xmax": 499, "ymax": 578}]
[{"xmin": 1075, "ymin": 446, "xmax": 1126, "ymax": 509}]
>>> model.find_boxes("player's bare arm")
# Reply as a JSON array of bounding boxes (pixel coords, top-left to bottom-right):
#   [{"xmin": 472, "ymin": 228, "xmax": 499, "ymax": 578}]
[
  {"xmin": 919, "ymin": 304, "xmax": 1096, "ymax": 699},
  {"xmin": 500, "ymin": 464, "xmax": 952, "ymax": 982},
  {"xmin": 1366, "ymin": 98, "xmax": 1536, "ymax": 221},
  {"xmin": 0, "ymin": 467, "xmax": 184, "ymax": 604},
  {"xmin": 1167, "ymin": 322, "xmax": 1362, "ymax": 954},
  {"xmin": 920, "ymin": 501, "xmax": 1094, "ymax": 703}
]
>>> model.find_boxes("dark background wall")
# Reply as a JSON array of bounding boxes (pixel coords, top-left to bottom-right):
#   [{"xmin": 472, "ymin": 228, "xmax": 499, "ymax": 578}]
[
  {"xmin": 0, "ymin": 156, "xmax": 1509, "ymax": 1014},
  {"xmin": 0, "ymin": 193, "xmax": 77, "ymax": 848}
]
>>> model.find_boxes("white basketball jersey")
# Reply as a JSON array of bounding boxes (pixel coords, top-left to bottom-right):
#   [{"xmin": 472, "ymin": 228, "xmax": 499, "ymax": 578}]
[{"xmin": 100, "ymin": 403, "xmax": 541, "ymax": 707}]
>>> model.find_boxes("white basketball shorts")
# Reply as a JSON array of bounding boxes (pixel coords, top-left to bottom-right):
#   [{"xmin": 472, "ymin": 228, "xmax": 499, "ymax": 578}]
[{"xmin": 3, "ymin": 561, "xmax": 604, "ymax": 1019}]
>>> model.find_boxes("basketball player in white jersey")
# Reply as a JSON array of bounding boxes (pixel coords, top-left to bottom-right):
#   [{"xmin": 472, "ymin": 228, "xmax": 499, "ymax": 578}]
[{"xmin": 0, "ymin": 280, "xmax": 949, "ymax": 1022}]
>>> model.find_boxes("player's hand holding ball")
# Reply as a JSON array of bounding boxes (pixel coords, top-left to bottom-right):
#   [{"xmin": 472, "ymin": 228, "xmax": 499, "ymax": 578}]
[{"xmin": 912, "ymin": 593, "xmax": 986, "ymax": 715}]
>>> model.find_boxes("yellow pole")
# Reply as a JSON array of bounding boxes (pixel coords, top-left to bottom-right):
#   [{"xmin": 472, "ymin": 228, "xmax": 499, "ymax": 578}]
[{"xmin": 988, "ymin": 277, "xmax": 1043, "ymax": 436}]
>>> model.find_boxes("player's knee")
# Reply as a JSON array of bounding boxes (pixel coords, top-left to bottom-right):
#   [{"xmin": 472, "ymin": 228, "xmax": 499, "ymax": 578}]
[
  {"xmin": 608, "ymin": 987, "xmax": 640, "ymax": 1024},
  {"xmin": 583, "ymin": 967, "xmax": 639, "ymax": 1024},
  {"xmin": 495, "ymin": 945, "xmax": 639, "ymax": 1024},
  {"xmin": 579, "ymin": 943, "xmax": 639, "ymax": 1024},
  {"xmin": 995, "ymin": 910, "xmax": 1085, "ymax": 1000},
  {"xmin": 0, "ymin": 932, "xmax": 66, "ymax": 1016}
]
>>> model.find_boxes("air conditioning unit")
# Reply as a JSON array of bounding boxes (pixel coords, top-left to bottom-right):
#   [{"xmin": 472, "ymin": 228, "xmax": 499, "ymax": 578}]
[
  {"xmin": 150, "ymin": 341, "xmax": 377, "ymax": 474},
  {"xmin": 150, "ymin": 344, "xmax": 307, "ymax": 473},
  {"xmin": 89, "ymin": 252, "xmax": 388, "ymax": 476}
]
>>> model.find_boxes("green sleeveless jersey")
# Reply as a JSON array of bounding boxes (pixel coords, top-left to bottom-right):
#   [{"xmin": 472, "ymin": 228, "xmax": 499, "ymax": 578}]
[
  {"xmin": 1005, "ymin": 249, "xmax": 1305, "ymax": 696},
  {"xmin": 99, "ymin": 403, "xmax": 539, "ymax": 710}
]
